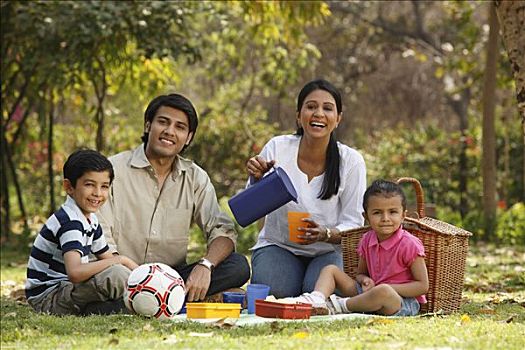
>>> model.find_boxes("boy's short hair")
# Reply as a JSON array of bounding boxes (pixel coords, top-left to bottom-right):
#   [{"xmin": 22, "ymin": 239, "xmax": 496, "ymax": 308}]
[
  {"xmin": 63, "ymin": 149, "xmax": 114, "ymax": 188},
  {"xmin": 363, "ymin": 179, "xmax": 407, "ymax": 212}
]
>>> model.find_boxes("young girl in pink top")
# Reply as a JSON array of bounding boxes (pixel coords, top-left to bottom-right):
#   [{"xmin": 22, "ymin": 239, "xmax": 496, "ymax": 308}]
[{"xmin": 282, "ymin": 179, "xmax": 429, "ymax": 316}]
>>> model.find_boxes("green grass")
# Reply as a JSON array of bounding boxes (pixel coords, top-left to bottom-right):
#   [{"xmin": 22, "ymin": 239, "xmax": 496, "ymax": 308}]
[{"xmin": 1, "ymin": 242, "xmax": 524, "ymax": 350}]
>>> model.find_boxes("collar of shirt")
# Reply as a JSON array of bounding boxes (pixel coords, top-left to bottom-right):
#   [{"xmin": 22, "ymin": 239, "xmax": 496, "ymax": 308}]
[
  {"xmin": 63, "ymin": 195, "xmax": 98, "ymax": 231},
  {"xmin": 368, "ymin": 226, "xmax": 404, "ymax": 250},
  {"xmin": 129, "ymin": 144, "xmax": 193, "ymax": 180}
]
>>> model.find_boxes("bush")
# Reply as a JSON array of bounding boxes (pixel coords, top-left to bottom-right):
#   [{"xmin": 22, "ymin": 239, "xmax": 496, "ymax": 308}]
[
  {"xmin": 496, "ymin": 202, "xmax": 525, "ymax": 245},
  {"xmin": 363, "ymin": 122, "xmax": 482, "ymax": 230}
]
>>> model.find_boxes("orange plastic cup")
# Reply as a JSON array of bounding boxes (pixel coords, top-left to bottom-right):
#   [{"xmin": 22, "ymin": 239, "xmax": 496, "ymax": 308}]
[{"xmin": 288, "ymin": 212, "xmax": 311, "ymax": 243}]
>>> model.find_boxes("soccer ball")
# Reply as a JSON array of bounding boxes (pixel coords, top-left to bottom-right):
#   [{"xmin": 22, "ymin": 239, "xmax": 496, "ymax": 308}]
[{"xmin": 123, "ymin": 263, "xmax": 186, "ymax": 320}]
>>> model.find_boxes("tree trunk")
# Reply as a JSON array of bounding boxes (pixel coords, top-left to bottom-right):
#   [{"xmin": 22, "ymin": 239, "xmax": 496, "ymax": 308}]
[
  {"xmin": 2, "ymin": 109, "xmax": 30, "ymax": 238},
  {"xmin": 494, "ymin": 0, "xmax": 525, "ymax": 200},
  {"xmin": 482, "ymin": 2, "xmax": 499, "ymax": 240},
  {"xmin": 0, "ymin": 119, "xmax": 10, "ymax": 240},
  {"xmin": 91, "ymin": 58, "xmax": 107, "ymax": 152},
  {"xmin": 502, "ymin": 109, "xmax": 510, "ymax": 202},
  {"xmin": 95, "ymin": 102, "xmax": 105, "ymax": 152},
  {"xmin": 447, "ymin": 86, "xmax": 471, "ymax": 219},
  {"xmin": 459, "ymin": 131, "xmax": 468, "ymax": 220},
  {"xmin": 48, "ymin": 91, "xmax": 56, "ymax": 214},
  {"xmin": 6, "ymin": 140, "xmax": 29, "ymax": 234}
]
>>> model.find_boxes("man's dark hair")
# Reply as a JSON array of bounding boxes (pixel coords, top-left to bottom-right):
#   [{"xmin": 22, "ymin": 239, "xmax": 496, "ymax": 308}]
[
  {"xmin": 63, "ymin": 149, "xmax": 114, "ymax": 188},
  {"xmin": 363, "ymin": 179, "xmax": 407, "ymax": 212},
  {"xmin": 141, "ymin": 93, "xmax": 199, "ymax": 153},
  {"xmin": 295, "ymin": 79, "xmax": 342, "ymax": 200}
]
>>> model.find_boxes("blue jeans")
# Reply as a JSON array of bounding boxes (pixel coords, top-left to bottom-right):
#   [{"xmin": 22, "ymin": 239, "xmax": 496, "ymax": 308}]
[{"xmin": 251, "ymin": 245, "xmax": 342, "ymax": 298}]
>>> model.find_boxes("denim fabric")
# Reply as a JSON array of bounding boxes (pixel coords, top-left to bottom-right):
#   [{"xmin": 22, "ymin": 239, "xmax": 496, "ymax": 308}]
[
  {"xmin": 392, "ymin": 297, "xmax": 420, "ymax": 316},
  {"xmin": 355, "ymin": 282, "xmax": 420, "ymax": 316},
  {"xmin": 356, "ymin": 282, "xmax": 363, "ymax": 295},
  {"xmin": 175, "ymin": 252, "xmax": 250, "ymax": 296},
  {"xmin": 250, "ymin": 245, "xmax": 343, "ymax": 298}
]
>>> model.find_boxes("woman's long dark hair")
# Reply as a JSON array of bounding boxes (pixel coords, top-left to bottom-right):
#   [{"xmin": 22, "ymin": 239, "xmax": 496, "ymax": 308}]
[{"xmin": 296, "ymin": 79, "xmax": 342, "ymax": 200}]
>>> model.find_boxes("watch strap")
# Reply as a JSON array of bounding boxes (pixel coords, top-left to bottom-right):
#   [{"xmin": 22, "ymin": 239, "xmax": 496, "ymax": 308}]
[
  {"xmin": 198, "ymin": 258, "xmax": 215, "ymax": 271},
  {"xmin": 324, "ymin": 228, "xmax": 332, "ymax": 242}
]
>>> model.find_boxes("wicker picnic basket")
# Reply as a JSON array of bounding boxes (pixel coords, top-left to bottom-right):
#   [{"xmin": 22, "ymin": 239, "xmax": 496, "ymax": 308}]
[{"xmin": 341, "ymin": 177, "xmax": 473, "ymax": 314}]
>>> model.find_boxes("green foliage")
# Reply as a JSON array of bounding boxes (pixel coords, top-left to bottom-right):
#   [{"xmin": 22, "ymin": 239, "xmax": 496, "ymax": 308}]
[
  {"xmin": 496, "ymin": 203, "xmax": 525, "ymax": 245},
  {"xmin": 178, "ymin": 1, "xmax": 327, "ymax": 197},
  {"xmin": 362, "ymin": 108, "xmax": 524, "ymax": 238},
  {"xmin": 422, "ymin": 1, "xmax": 490, "ymax": 98},
  {"xmin": 364, "ymin": 121, "xmax": 481, "ymax": 230},
  {"xmin": 1, "ymin": 1, "xmax": 205, "ymax": 123},
  {"xmin": 1, "ymin": 1, "xmax": 202, "ymax": 71}
]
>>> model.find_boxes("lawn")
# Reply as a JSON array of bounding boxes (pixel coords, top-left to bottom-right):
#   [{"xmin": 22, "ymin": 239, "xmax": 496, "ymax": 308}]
[{"xmin": 1, "ymin": 242, "xmax": 524, "ymax": 350}]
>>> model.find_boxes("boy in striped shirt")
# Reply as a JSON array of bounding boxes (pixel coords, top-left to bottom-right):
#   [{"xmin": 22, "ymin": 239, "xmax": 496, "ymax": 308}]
[{"xmin": 25, "ymin": 149, "xmax": 138, "ymax": 315}]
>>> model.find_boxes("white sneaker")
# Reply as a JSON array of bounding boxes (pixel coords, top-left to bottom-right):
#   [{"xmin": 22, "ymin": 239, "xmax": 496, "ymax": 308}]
[
  {"xmin": 276, "ymin": 292, "xmax": 327, "ymax": 309},
  {"xmin": 325, "ymin": 294, "xmax": 345, "ymax": 314}
]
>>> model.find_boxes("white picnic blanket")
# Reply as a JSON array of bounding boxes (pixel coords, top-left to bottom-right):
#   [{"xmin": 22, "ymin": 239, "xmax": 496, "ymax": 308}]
[{"xmin": 171, "ymin": 312, "xmax": 372, "ymax": 326}]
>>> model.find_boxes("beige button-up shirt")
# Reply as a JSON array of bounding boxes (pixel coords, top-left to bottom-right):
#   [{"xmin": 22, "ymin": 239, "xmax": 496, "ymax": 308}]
[{"xmin": 98, "ymin": 144, "xmax": 237, "ymax": 267}]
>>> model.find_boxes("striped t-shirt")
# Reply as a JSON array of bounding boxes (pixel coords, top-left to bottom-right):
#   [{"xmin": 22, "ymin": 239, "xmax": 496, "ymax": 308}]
[{"xmin": 25, "ymin": 196, "xmax": 109, "ymax": 301}]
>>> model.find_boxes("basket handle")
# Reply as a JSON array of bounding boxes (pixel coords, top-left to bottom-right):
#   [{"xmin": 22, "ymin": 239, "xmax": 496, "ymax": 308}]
[{"xmin": 396, "ymin": 177, "xmax": 425, "ymax": 218}]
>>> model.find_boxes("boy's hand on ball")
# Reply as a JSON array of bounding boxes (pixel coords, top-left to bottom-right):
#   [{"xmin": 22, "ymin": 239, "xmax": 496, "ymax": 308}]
[{"xmin": 185, "ymin": 266, "xmax": 212, "ymax": 301}]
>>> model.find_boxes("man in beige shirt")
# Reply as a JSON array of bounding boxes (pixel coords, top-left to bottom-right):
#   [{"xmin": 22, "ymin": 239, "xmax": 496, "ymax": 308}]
[{"xmin": 98, "ymin": 93, "xmax": 250, "ymax": 301}]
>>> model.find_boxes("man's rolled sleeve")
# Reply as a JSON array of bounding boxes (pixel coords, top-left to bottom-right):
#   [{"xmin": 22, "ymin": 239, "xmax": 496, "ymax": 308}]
[
  {"xmin": 207, "ymin": 214, "xmax": 238, "ymax": 250},
  {"xmin": 192, "ymin": 168, "xmax": 238, "ymax": 249}
]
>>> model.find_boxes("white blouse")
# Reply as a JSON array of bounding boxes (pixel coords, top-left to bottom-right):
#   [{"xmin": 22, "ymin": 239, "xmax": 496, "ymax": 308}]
[{"xmin": 250, "ymin": 134, "xmax": 367, "ymax": 257}]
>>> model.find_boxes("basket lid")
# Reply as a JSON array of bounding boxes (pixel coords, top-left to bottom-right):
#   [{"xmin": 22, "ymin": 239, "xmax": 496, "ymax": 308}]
[
  {"xmin": 395, "ymin": 177, "xmax": 473, "ymax": 237},
  {"xmin": 404, "ymin": 216, "xmax": 472, "ymax": 236}
]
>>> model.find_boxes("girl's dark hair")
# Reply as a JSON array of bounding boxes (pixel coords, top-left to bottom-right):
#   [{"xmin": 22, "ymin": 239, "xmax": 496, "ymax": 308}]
[
  {"xmin": 63, "ymin": 149, "xmax": 114, "ymax": 188},
  {"xmin": 296, "ymin": 79, "xmax": 342, "ymax": 200},
  {"xmin": 141, "ymin": 93, "xmax": 199, "ymax": 153},
  {"xmin": 362, "ymin": 179, "xmax": 407, "ymax": 212}
]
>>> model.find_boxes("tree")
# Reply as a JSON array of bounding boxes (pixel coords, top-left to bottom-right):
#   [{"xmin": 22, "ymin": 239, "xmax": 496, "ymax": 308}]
[
  {"xmin": 495, "ymin": 0, "xmax": 525, "ymax": 200},
  {"xmin": 481, "ymin": 2, "xmax": 499, "ymax": 238}
]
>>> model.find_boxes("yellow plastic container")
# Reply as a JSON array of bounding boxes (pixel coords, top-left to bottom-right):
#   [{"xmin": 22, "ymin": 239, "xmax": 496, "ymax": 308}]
[{"xmin": 186, "ymin": 303, "xmax": 241, "ymax": 319}]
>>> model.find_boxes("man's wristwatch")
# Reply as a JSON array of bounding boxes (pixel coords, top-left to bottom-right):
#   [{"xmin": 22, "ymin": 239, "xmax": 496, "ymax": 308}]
[
  {"xmin": 324, "ymin": 227, "xmax": 332, "ymax": 242},
  {"xmin": 198, "ymin": 258, "xmax": 215, "ymax": 271}
]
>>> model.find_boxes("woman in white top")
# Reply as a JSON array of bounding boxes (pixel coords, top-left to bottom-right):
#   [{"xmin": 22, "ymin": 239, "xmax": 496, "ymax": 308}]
[{"xmin": 246, "ymin": 79, "xmax": 367, "ymax": 298}]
